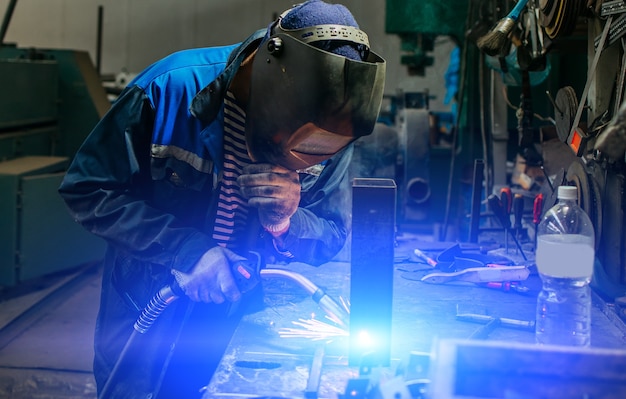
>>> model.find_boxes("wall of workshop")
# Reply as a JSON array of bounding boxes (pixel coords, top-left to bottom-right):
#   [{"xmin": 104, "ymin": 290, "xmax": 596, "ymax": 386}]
[{"xmin": 0, "ymin": 0, "xmax": 456, "ymax": 111}]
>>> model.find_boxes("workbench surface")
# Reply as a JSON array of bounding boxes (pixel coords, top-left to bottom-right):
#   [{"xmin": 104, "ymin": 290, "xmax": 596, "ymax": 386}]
[{"xmin": 202, "ymin": 234, "xmax": 626, "ymax": 398}]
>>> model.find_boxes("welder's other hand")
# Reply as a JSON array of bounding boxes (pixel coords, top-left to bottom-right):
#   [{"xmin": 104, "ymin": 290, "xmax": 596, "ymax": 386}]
[
  {"xmin": 238, "ymin": 163, "xmax": 300, "ymax": 231},
  {"xmin": 172, "ymin": 247, "xmax": 246, "ymax": 304}
]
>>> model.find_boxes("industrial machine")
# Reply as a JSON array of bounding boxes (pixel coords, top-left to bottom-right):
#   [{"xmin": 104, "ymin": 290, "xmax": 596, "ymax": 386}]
[
  {"xmin": 379, "ymin": 0, "xmax": 626, "ymax": 299},
  {"xmin": 0, "ymin": 0, "xmax": 109, "ymax": 286},
  {"xmin": 352, "ymin": 0, "xmax": 483, "ymax": 235}
]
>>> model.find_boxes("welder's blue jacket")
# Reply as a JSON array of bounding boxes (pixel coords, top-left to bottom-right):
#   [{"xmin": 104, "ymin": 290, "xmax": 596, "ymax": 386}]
[
  {"xmin": 58, "ymin": 29, "xmax": 353, "ymax": 398},
  {"xmin": 60, "ymin": 29, "xmax": 351, "ymax": 275}
]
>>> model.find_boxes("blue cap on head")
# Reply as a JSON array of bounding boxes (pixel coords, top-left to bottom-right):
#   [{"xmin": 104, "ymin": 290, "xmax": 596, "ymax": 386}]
[
  {"xmin": 266, "ymin": 0, "xmax": 365, "ymax": 60},
  {"xmin": 281, "ymin": 0, "xmax": 359, "ymax": 30}
]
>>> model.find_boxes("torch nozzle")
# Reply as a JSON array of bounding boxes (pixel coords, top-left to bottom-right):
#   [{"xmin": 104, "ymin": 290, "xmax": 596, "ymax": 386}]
[
  {"xmin": 315, "ymin": 293, "xmax": 350, "ymax": 327},
  {"xmin": 260, "ymin": 268, "xmax": 349, "ymax": 327}
]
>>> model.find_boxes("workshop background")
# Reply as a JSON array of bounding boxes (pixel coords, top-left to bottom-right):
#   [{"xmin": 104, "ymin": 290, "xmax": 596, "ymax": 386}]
[
  {"xmin": 0, "ymin": 0, "xmax": 457, "ymax": 111},
  {"xmin": 1, "ymin": 0, "xmax": 626, "ymax": 398}
]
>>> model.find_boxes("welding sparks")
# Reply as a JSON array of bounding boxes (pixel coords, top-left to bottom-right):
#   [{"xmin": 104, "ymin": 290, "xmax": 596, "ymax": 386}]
[
  {"xmin": 278, "ymin": 296, "xmax": 350, "ymax": 341},
  {"xmin": 278, "ymin": 317, "xmax": 349, "ymax": 341}
]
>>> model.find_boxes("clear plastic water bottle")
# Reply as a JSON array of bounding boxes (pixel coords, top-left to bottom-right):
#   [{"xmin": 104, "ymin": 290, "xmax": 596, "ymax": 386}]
[{"xmin": 535, "ymin": 185, "xmax": 595, "ymax": 346}]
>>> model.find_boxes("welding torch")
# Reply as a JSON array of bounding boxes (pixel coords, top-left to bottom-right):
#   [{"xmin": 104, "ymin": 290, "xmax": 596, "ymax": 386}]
[
  {"xmin": 259, "ymin": 268, "xmax": 350, "ymax": 327},
  {"xmin": 100, "ymin": 253, "xmax": 349, "ymax": 399},
  {"xmin": 134, "ymin": 253, "xmax": 348, "ymax": 334}
]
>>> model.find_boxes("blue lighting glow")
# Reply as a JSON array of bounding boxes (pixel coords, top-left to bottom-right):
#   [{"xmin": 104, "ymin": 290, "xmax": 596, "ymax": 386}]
[{"xmin": 356, "ymin": 330, "xmax": 374, "ymax": 348}]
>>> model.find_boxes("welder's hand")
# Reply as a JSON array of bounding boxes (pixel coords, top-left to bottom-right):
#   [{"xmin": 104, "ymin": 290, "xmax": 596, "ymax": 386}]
[
  {"xmin": 238, "ymin": 163, "xmax": 300, "ymax": 234},
  {"xmin": 172, "ymin": 246, "xmax": 246, "ymax": 304}
]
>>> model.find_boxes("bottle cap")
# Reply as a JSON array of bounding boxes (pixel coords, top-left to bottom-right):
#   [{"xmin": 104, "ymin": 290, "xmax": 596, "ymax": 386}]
[{"xmin": 557, "ymin": 185, "xmax": 577, "ymax": 200}]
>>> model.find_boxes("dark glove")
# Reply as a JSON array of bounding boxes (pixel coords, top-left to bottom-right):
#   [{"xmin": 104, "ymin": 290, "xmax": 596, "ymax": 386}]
[
  {"xmin": 237, "ymin": 163, "xmax": 300, "ymax": 235},
  {"xmin": 171, "ymin": 246, "xmax": 246, "ymax": 303}
]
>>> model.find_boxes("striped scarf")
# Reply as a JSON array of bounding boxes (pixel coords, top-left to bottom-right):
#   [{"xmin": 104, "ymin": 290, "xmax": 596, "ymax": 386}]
[{"xmin": 211, "ymin": 91, "xmax": 252, "ymax": 249}]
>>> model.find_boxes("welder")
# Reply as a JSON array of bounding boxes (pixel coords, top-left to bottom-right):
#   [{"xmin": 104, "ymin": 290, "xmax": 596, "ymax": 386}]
[{"xmin": 58, "ymin": 1, "xmax": 385, "ymax": 398}]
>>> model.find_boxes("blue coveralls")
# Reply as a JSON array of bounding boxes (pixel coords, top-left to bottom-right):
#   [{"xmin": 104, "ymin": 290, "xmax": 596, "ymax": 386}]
[{"xmin": 58, "ymin": 29, "xmax": 353, "ymax": 399}]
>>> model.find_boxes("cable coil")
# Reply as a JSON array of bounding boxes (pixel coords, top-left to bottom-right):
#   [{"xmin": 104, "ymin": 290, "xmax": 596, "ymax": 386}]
[{"xmin": 133, "ymin": 286, "xmax": 179, "ymax": 334}]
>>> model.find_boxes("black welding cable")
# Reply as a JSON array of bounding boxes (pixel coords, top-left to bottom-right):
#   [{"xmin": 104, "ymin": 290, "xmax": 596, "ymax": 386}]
[
  {"xmin": 152, "ymin": 301, "xmax": 195, "ymax": 398},
  {"xmin": 99, "ymin": 254, "xmax": 265, "ymax": 398},
  {"xmin": 98, "ymin": 329, "xmax": 140, "ymax": 399},
  {"xmin": 98, "ymin": 282, "xmax": 188, "ymax": 399}
]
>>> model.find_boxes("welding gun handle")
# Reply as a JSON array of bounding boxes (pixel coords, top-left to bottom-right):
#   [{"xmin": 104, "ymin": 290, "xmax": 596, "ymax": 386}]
[
  {"xmin": 168, "ymin": 279, "xmax": 185, "ymax": 298},
  {"xmin": 168, "ymin": 251, "xmax": 263, "ymax": 300},
  {"xmin": 231, "ymin": 251, "xmax": 263, "ymax": 294}
]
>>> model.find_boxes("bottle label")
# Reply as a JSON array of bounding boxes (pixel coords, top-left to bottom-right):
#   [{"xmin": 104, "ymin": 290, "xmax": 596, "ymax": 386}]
[{"xmin": 536, "ymin": 234, "xmax": 594, "ymax": 278}]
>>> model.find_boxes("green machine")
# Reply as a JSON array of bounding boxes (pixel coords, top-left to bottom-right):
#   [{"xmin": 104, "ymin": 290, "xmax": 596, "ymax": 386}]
[
  {"xmin": 386, "ymin": 0, "xmax": 469, "ymax": 75},
  {"xmin": 384, "ymin": 0, "xmax": 479, "ymax": 237},
  {"xmin": 0, "ymin": 1, "xmax": 110, "ymax": 286}
]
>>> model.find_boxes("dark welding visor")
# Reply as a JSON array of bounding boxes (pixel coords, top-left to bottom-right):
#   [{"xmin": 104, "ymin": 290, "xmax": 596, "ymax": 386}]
[{"xmin": 246, "ymin": 26, "xmax": 386, "ymax": 170}]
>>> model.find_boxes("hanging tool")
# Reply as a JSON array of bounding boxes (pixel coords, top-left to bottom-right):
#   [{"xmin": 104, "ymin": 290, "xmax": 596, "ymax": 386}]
[
  {"xmin": 477, "ymin": 0, "xmax": 530, "ymax": 56},
  {"xmin": 490, "ymin": 193, "xmax": 509, "ymax": 253},
  {"xmin": 488, "ymin": 194, "xmax": 528, "ymax": 261},
  {"xmin": 421, "ymin": 265, "xmax": 530, "ymax": 284},
  {"xmin": 500, "ymin": 187, "xmax": 513, "ymax": 253},
  {"xmin": 518, "ymin": 67, "xmax": 542, "ymax": 166},
  {"xmin": 518, "ymin": 0, "xmax": 547, "ymax": 71},
  {"xmin": 533, "ymin": 193, "xmax": 544, "ymax": 249},
  {"xmin": 513, "ymin": 193, "xmax": 525, "ymax": 243},
  {"xmin": 500, "ymin": 187, "xmax": 513, "ymax": 215}
]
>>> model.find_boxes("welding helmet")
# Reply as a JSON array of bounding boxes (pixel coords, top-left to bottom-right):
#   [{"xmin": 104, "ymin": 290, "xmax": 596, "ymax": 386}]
[{"xmin": 245, "ymin": 1, "xmax": 386, "ymax": 170}]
